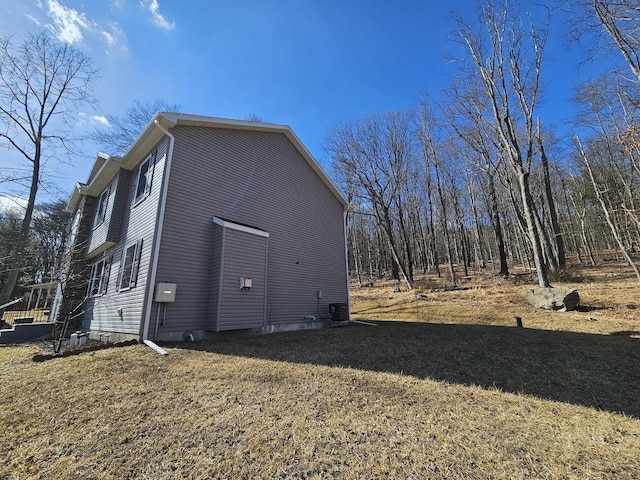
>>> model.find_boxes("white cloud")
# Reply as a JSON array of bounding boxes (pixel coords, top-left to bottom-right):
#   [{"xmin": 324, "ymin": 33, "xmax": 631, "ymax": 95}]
[
  {"xmin": 26, "ymin": 14, "xmax": 41, "ymax": 26},
  {"xmin": 141, "ymin": 0, "xmax": 174, "ymax": 30},
  {"xmin": 46, "ymin": 0, "xmax": 90, "ymax": 44},
  {"xmin": 92, "ymin": 115, "xmax": 110, "ymax": 127},
  {"xmin": 100, "ymin": 23, "xmax": 128, "ymax": 55},
  {"xmin": 76, "ymin": 112, "xmax": 111, "ymax": 128},
  {"xmin": 35, "ymin": 1, "xmax": 129, "ymax": 53}
]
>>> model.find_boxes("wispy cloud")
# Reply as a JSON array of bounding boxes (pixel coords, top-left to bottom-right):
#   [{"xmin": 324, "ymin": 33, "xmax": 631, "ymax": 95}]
[
  {"xmin": 26, "ymin": 14, "xmax": 41, "ymax": 26},
  {"xmin": 46, "ymin": 0, "xmax": 90, "ymax": 44},
  {"xmin": 35, "ymin": 0, "xmax": 129, "ymax": 54},
  {"xmin": 92, "ymin": 115, "xmax": 110, "ymax": 127},
  {"xmin": 141, "ymin": 0, "xmax": 174, "ymax": 30},
  {"xmin": 77, "ymin": 112, "xmax": 112, "ymax": 128},
  {"xmin": 100, "ymin": 22, "xmax": 128, "ymax": 55}
]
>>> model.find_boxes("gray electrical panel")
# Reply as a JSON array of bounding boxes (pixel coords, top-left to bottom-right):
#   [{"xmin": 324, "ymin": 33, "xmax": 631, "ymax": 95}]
[{"xmin": 155, "ymin": 283, "xmax": 177, "ymax": 303}]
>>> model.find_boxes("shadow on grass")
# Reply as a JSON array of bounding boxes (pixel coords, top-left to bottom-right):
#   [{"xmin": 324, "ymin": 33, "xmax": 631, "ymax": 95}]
[{"xmin": 170, "ymin": 321, "xmax": 640, "ymax": 418}]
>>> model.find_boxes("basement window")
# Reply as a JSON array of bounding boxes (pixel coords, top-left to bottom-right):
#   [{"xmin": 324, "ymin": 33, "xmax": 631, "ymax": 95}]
[
  {"xmin": 118, "ymin": 240, "xmax": 143, "ymax": 291},
  {"xmin": 132, "ymin": 151, "xmax": 157, "ymax": 205},
  {"xmin": 88, "ymin": 256, "xmax": 111, "ymax": 297}
]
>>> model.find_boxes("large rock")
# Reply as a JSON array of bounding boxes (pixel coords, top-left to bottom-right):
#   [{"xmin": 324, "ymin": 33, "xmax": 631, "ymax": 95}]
[{"xmin": 526, "ymin": 287, "xmax": 580, "ymax": 311}]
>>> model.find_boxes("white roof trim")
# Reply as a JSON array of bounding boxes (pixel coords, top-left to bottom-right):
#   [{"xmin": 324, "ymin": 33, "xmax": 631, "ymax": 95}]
[{"xmin": 213, "ymin": 217, "xmax": 270, "ymax": 238}]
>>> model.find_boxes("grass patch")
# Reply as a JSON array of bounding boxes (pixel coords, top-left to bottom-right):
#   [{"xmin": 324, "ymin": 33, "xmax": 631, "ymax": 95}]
[{"xmin": 1, "ymin": 260, "xmax": 639, "ymax": 478}]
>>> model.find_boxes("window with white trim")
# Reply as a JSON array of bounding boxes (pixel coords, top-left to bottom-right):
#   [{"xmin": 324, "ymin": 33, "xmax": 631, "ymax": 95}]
[
  {"xmin": 88, "ymin": 256, "xmax": 110, "ymax": 297},
  {"xmin": 67, "ymin": 209, "xmax": 81, "ymax": 252},
  {"xmin": 93, "ymin": 185, "xmax": 111, "ymax": 228},
  {"xmin": 132, "ymin": 151, "xmax": 157, "ymax": 205},
  {"xmin": 118, "ymin": 240, "xmax": 143, "ymax": 291}
]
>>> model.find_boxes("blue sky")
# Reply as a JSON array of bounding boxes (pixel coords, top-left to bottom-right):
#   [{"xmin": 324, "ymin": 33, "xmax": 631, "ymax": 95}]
[{"xmin": 0, "ymin": 0, "xmax": 597, "ymax": 207}]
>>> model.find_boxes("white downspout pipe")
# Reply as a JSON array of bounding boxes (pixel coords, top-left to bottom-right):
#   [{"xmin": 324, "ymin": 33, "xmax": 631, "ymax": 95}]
[
  {"xmin": 343, "ymin": 208, "xmax": 351, "ymax": 321},
  {"xmin": 140, "ymin": 119, "xmax": 174, "ymax": 355}
]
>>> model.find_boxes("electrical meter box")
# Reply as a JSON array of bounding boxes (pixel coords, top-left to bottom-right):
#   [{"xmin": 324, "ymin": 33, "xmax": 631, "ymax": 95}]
[{"xmin": 155, "ymin": 283, "xmax": 177, "ymax": 303}]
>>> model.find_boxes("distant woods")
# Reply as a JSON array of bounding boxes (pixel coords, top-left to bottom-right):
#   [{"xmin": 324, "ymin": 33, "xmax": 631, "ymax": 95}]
[{"xmin": 325, "ymin": 0, "xmax": 640, "ymax": 288}]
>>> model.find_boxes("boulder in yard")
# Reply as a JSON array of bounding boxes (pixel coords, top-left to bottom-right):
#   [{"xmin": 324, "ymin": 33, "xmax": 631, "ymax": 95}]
[{"xmin": 526, "ymin": 287, "xmax": 580, "ymax": 311}]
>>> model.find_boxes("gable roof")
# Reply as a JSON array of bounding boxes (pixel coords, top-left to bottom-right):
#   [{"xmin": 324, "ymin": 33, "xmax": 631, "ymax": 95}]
[{"xmin": 67, "ymin": 113, "xmax": 347, "ymax": 212}]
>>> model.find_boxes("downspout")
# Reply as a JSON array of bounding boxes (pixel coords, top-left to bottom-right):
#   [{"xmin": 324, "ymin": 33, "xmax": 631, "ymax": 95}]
[
  {"xmin": 343, "ymin": 208, "xmax": 351, "ymax": 321},
  {"xmin": 140, "ymin": 119, "xmax": 174, "ymax": 355}
]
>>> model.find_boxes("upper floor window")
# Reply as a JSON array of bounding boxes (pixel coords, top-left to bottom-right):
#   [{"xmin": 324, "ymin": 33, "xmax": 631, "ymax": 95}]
[
  {"xmin": 132, "ymin": 151, "xmax": 157, "ymax": 205},
  {"xmin": 88, "ymin": 256, "xmax": 110, "ymax": 297},
  {"xmin": 93, "ymin": 185, "xmax": 111, "ymax": 228},
  {"xmin": 67, "ymin": 209, "xmax": 81, "ymax": 251},
  {"xmin": 118, "ymin": 240, "xmax": 143, "ymax": 291}
]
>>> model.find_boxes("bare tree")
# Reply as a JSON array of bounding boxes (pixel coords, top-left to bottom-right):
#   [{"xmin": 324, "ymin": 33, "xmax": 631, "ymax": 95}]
[
  {"xmin": 90, "ymin": 98, "xmax": 181, "ymax": 155},
  {"xmin": 0, "ymin": 31, "xmax": 97, "ymax": 307},
  {"xmin": 455, "ymin": 0, "xmax": 551, "ymax": 287},
  {"xmin": 536, "ymin": 121, "xmax": 566, "ymax": 271},
  {"xmin": 576, "ymin": 137, "xmax": 640, "ymax": 282},
  {"xmin": 30, "ymin": 200, "xmax": 72, "ymax": 282},
  {"xmin": 441, "ymin": 76, "xmax": 510, "ymax": 276},
  {"xmin": 325, "ymin": 112, "xmax": 416, "ymax": 290},
  {"xmin": 592, "ymin": 0, "xmax": 640, "ymax": 82},
  {"xmin": 415, "ymin": 100, "xmax": 458, "ymax": 287}
]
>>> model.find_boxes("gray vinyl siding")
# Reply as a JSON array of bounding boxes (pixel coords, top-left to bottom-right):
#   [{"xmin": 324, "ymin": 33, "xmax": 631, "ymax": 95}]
[
  {"xmin": 209, "ymin": 225, "xmax": 268, "ymax": 331},
  {"xmin": 155, "ymin": 126, "xmax": 347, "ymax": 334},
  {"xmin": 81, "ymin": 140, "xmax": 167, "ymax": 335},
  {"xmin": 85, "ymin": 170, "xmax": 133, "ymax": 258},
  {"xmin": 206, "ymin": 224, "xmax": 224, "ymax": 330},
  {"xmin": 86, "ymin": 177, "xmax": 118, "ymax": 257},
  {"xmin": 107, "ymin": 169, "xmax": 131, "ymax": 242}
]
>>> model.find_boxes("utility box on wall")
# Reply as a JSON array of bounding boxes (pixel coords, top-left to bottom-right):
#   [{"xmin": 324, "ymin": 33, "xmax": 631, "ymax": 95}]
[
  {"xmin": 239, "ymin": 277, "xmax": 252, "ymax": 290},
  {"xmin": 155, "ymin": 283, "xmax": 177, "ymax": 303}
]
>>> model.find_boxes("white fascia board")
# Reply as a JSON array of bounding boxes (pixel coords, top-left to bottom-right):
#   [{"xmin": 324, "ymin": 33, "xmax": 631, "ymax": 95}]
[
  {"xmin": 65, "ymin": 182, "xmax": 86, "ymax": 212},
  {"xmin": 213, "ymin": 217, "xmax": 269, "ymax": 238},
  {"xmin": 66, "ymin": 153, "xmax": 122, "ymax": 212}
]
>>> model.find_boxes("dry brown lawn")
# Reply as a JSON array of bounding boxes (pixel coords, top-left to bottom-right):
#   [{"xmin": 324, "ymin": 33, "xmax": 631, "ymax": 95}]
[{"xmin": 1, "ymin": 259, "xmax": 639, "ymax": 479}]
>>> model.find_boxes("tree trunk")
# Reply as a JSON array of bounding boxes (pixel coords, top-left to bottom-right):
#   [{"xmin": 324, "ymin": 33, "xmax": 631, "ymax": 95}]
[
  {"xmin": 434, "ymin": 162, "xmax": 457, "ymax": 288},
  {"xmin": 377, "ymin": 206, "xmax": 414, "ymax": 290},
  {"xmin": 538, "ymin": 127, "xmax": 566, "ymax": 269},
  {"xmin": 0, "ymin": 147, "xmax": 40, "ymax": 307},
  {"xmin": 518, "ymin": 171, "xmax": 551, "ymax": 287},
  {"xmin": 487, "ymin": 173, "xmax": 509, "ymax": 275},
  {"xmin": 579, "ymin": 139, "xmax": 640, "ymax": 282}
]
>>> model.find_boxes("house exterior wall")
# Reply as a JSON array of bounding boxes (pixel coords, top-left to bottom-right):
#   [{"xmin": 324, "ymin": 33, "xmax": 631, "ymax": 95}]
[
  {"xmin": 86, "ymin": 176, "xmax": 118, "ymax": 257},
  {"xmin": 57, "ymin": 195, "xmax": 95, "ymax": 329},
  {"xmin": 107, "ymin": 170, "xmax": 131, "ymax": 245},
  {"xmin": 154, "ymin": 126, "xmax": 348, "ymax": 336},
  {"xmin": 208, "ymin": 222, "xmax": 268, "ymax": 331},
  {"xmin": 85, "ymin": 169, "xmax": 131, "ymax": 258},
  {"xmin": 80, "ymin": 139, "xmax": 168, "ymax": 335}
]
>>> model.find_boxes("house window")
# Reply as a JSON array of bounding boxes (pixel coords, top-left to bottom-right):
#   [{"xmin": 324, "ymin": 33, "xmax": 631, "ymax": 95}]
[
  {"xmin": 118, "ymin": 240, "xmax": 143, "ymax": 291},
  {"xmin": 132, "ymin": 151, "xmax": 157, "ymax": 205},
  {"xmin": 67, "ymin": 209, "xmax": 81, "ymax": 251},
  {"xmin": 93, "ymin": 186, "xmax": 111, "ymax": 228},
  {"xmin": 88, "ymin": 256, "xmax": 110, "ymax": 297}
]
